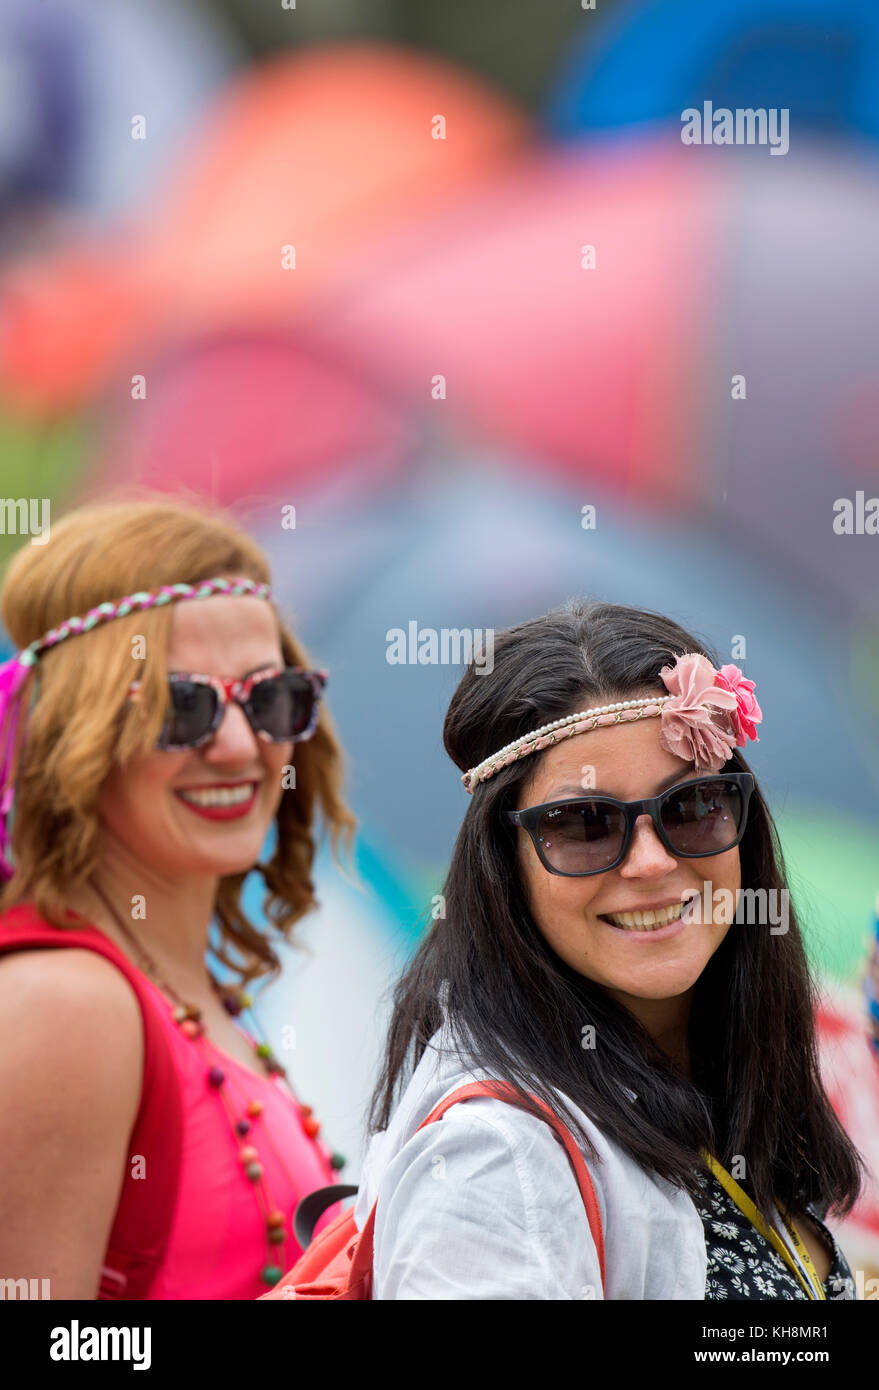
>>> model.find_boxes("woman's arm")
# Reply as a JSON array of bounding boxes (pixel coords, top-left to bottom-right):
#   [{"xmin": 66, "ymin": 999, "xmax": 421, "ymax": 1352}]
[
  {"xmin": 370, "ymin": 1097, "xmax": 603, "ymax": 1299},
  {"xmin": 0, "ymin": 948, "xmax": 143, "ymax": 1299}
]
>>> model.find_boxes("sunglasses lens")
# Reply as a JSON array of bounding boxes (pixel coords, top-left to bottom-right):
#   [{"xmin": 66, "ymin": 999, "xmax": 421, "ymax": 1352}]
[
  {"xmin": 535, "ymin": 801, "xmax": 627, "ymax": 874},
  {"xmin": 164, "ymin": 681, "xmax": 217, "ymax": 747},
  {"xmin": 660, "ymin": 779, "xmax": 744, "ymax": 855},
  {"xmin": 248, "ymin": 672, "xmax": 317, "ymax": 740}
]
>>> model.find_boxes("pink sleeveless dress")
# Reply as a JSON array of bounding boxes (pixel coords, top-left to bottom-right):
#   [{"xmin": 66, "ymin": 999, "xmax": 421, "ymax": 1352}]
[
  {"xmin": 0, "ymin": 904, "xmax": 342, "ymax": 1300},
  {"xmin": 135, "ymin": 963, "xmax": 341, "ymax": 1300}
]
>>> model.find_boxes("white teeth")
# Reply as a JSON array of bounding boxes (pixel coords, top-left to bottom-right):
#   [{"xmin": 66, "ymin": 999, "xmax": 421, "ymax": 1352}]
[
  {"xmin": 603, "ymin": 902, "xmax": 685, "ymax": 931},
  {"xmin": 178, "ymin": 783, "xmax": 257, "ymax": 808}
]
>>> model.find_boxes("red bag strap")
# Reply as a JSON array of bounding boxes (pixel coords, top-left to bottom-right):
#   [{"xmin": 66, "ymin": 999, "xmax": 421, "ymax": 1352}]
[
  {"xmin": 348, "ymin": 1078, "xmax": 606, "ymax": 1297},
  {"xmin": 0, "ymin": 904, "xmax": 184, "ymax": 1299}
]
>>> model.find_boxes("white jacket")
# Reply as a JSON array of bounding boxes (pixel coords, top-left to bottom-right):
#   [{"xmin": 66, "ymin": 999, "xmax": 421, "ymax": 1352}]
[{"xmin": 353, "ymin": 1015, "xmax": 709, "ymax": 1299}]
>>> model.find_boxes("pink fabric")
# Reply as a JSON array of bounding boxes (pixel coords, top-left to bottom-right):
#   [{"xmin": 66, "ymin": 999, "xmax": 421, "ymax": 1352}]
[
  {"xmin": 714, "ymin": 663, "xmax": 762, "ymax": 745},
  {"xmin": 657, "ymin": 652, "xmax": 739, "ymax": 773},
  {"xmin": 0, "ymin": 654, "xmax": 34, "ymax": 879},
  {"xmin": 132, "ymin": 966, "xmax": 341, "ymax": 1301}
]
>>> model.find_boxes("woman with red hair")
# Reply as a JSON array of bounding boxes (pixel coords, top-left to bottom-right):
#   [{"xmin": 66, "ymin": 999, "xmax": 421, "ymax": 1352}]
[{"xmin": 0, "ymin": 495, "xmax": 355, "ymax": 1298}]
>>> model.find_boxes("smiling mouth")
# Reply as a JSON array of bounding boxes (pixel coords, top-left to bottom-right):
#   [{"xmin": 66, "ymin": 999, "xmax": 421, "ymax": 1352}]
[
  {"xmin": 598, "ymin": 902, "xmax": 686, "ymax": 932},
  {"xmin": 176, "ymin": 782, "xmax": 259, "ymax": 808}
]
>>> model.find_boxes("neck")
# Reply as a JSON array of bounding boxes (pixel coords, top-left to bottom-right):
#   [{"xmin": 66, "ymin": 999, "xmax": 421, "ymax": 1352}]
[
  {"xmin": 609, "ymin": 988, "xmax": 694, "ymax": 1079},
  {"xmin": 70, "ymin": 849, "xmax": 219, "ymax": 989}
]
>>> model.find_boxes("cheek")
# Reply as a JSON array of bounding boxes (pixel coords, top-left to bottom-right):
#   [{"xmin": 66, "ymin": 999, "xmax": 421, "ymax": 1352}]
[
  {"xmin": 699, "ymin": 847, "xmax": 742, "ymax": 923},
  {"xmin": 98, "ymin": 754, "xmax": 188, "ymax": 823},
  {"xmin": 518, "ymin": 838, "xmax": 603, "ymax": 925}
]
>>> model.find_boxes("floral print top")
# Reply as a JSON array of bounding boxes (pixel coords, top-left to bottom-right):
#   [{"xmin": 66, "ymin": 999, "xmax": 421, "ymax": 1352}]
[{"xmin": 694, "ymin": 1168, "xmax": 855, "ymax": 1299}]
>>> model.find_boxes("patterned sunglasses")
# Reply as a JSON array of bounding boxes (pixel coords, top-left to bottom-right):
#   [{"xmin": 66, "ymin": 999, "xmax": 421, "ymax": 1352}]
[{"xmin": 127, "ymin": 666, "xmax": 327, "ymax": 750}]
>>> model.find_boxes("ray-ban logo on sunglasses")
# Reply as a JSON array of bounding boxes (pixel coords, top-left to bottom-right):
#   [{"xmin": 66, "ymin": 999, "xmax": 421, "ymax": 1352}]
[{"xmin": 386, "ymin": 622, "xmax": 494, "ymax": 674}]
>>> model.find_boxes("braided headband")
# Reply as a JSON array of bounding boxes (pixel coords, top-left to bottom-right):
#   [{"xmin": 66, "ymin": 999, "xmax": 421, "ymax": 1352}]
[
  {"xmin": 462, "ymin": 652, "xmax": 762, "ymax": 792},
  {"xmin": 0, "ymin": 577, "xmax": 275, "ymax": 879}
]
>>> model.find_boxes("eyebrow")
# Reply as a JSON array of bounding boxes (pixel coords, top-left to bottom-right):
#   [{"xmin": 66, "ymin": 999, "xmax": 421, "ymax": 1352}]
[
  {"xmin": 547, "ymin": 767, "xmax": 694, "ymax": 800},
  {"xmin": 240, "ymin": 664, "xmax": 280, "ymax": 679},
  {"xmin": 168, "ymin": 663, "xmax": 280, "ymax": 679}
]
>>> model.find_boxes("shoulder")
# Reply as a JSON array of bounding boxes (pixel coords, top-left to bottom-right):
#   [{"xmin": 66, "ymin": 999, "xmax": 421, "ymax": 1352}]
[
  {"xmin": 388, "ymin": 1091, "xmax": 596, "ymax": 1198},
  {"xmin": 370, "ymin": 1093, "xmax": 604, "ymax": 1299},
  {"xmin": 0, "ymin": 944, "xmax": 146, "ymax": 1296},
  {"xmin": 0, "ymin": 945, "xmax": 144, "ymax": 1103},
  {"xmin": 0, "ymin": 938, "xmax": 143, "ymax": 1014}
]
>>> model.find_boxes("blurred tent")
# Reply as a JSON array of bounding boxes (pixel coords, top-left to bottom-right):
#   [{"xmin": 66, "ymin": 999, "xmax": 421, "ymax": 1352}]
[
  {"xmin": 0, "ymin": 43, "xmax": 527, "ymax": 414},
  {"xmin": 84, "ymin": 332, "xmax": 418, "ymax": 510},
  {"xmin": 543, "ymin": 0, "xmax": 879, "ymax": 149},
  {"xmin": 314, "ymin": 140, "xmax": 722, "ymax": 515},
  {"xmin": 74, "ymin": 140, "xmax": 719, "ymax": 514},
  {"xmin": 305, "ymin": 138, "xmax": 879, "ymax": 624},
  {"xmin": 0, "ymin": 0, "xmax": 237, "ymax": 225}
]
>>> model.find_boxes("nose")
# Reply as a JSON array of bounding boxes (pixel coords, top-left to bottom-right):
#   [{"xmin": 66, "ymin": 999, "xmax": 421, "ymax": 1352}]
[
  {"xmin": 203, "ymin": 699, "xmax": 262, "ymax": 762},
  {"xmin": 618, "ymin": 813, "xmax": 678, "ymax": 877}
]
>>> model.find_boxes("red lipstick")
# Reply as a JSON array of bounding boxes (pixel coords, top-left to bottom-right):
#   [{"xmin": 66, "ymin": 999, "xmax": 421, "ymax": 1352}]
[{"xmin": 174, "ymin": 781, "xmax": 259, "ymax": 821}]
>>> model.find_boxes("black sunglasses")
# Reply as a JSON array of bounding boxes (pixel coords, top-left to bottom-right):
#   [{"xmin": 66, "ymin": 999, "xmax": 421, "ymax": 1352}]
[{"xmin": 507, "ymin": 772, "xmax": 754, "ymax": 877}]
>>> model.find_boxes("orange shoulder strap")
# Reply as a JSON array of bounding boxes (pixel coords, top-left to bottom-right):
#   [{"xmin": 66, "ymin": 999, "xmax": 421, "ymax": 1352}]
[{"xmin": 348, "ymin": 1078, "xmax": 606, "ymax": 1296}]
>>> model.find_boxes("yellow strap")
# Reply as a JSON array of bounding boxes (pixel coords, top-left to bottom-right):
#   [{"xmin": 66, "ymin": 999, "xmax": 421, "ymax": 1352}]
[{"xmin": 702, "ymin": 1152, "xmax": 826, "ymax": 1300}]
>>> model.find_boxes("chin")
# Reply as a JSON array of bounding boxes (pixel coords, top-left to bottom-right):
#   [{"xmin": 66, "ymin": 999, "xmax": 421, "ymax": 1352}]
[
  {"xmin": 618, "ymin": 980, "xmax": 693, "ymax": 1001},
  {"xmin": 180, "ymin": 834, "xmax": 267, "ymax": 875},
  {"xmin": 213, "ymin": 846, "xmax": 266, "ymax": 875},
  {"xmin": 614, "ymin": 967, "xmax": 705, "ymax": 1000}
]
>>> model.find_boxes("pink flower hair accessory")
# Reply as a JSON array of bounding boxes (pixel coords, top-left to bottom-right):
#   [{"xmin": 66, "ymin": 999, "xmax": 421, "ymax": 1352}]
[
  {"xmin": 657, "ymin": 653, "xmax": 762, "ymax": 772},
  {"xmin": 714, "ymin": 663, "xmax": 762, "ymax": 744}
]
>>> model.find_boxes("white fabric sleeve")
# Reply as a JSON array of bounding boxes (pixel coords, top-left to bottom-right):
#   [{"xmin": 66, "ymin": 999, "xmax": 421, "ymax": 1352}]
[{"xmin": 370, "ymin": 1097, "xmax": 604, "ymax": 1300}]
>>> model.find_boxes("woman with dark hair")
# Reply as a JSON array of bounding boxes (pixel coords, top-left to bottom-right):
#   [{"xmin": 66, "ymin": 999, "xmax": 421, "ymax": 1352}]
[{"xmin": 357, "ymin": 599, "xmax": 863, "ymax": 1299}]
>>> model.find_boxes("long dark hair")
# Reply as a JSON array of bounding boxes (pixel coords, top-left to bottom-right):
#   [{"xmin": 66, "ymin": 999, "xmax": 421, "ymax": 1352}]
[{"xmin": 368, "ymin": 599, "xmax": 864, "ymax": 1222}]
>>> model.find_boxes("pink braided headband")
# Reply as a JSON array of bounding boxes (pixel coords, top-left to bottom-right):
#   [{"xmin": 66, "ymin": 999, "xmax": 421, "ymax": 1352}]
[
  {"xmin": 0, "ymin": 577, "xmax": 275, "ymax": 879},
  {"xmin": 461, "ymin": 652, "xmax": 762, "ymax": 793}
]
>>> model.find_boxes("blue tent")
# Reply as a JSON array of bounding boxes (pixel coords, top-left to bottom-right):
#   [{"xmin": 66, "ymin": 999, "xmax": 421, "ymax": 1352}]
[{"xmin": 543, "ymin": 0, "xmax": 879, "ymax": 148}]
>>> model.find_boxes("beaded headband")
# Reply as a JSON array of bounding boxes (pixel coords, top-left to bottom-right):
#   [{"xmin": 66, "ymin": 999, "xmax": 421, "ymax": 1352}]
[
  {"xmin": 0, "ymin": 576, "xmax": 275, "ymax": 879},
  {"xmin": 461, "ymin": 652, "xmax": 762, "ymax": 792}
]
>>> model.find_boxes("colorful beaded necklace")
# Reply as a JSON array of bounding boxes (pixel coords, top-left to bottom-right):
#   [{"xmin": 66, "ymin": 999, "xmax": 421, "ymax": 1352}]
[{"xmin": 88, "ymin": 878, "xmax": 345, "ymax": 1288}]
